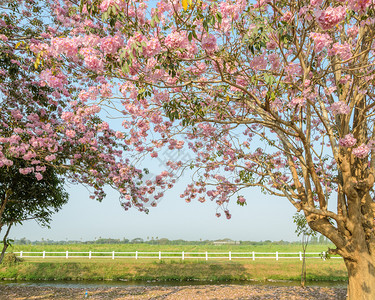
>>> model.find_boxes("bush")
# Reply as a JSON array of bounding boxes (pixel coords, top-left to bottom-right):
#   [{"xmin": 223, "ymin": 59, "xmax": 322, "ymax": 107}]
[{"xmin": 1, "ymin": 253, "xmax": 23, "ymax": 266}]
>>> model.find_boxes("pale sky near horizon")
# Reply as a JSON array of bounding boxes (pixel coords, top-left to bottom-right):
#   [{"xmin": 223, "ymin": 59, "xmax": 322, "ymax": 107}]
[{"xmin": 11, "ymin": 176, "xmax": 301, "ymax": 242}]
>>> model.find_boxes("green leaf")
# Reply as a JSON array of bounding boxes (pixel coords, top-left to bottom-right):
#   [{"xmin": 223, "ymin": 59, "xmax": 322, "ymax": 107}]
[{"xmin": 216, "ymin": 12, "xmax": 222, "ymax": 24}]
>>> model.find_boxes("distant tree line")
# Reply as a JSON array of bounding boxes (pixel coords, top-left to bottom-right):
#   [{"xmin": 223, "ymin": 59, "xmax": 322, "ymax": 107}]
[{"xmin": 13, "ymin": 236, "xmax": 332, "ymax": 246}]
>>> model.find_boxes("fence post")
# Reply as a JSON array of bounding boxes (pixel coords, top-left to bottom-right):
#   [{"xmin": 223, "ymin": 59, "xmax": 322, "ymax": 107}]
[
  {"xmin": 159, "ymin": 251, "xmax": 161, "ymax": 260},
  {"xmin": 112, "ymin": 251, "xmax": 115, "ymax": 260},
  {"xmin": 299, "ymin": 251, "xmax": 302, "ymax": 261},
  {"xmin": 252, "ymin": 251, "xmax": 255, "ymax": 261},
  {"xmin": 135, "ymin": 251, "xmax": 138, "ymax": 260},
  {"xmin": 89, "ymin": 251, "xmax": 91, "ymax": 259},
  {"xmin": 43, "ymin": 251, "xmax": 45, "ymax": 259},
  {"xmin": 276, "ymin": 251, "xmax": 278, "ymax": 261},
  {"xmin": 205, "ymin": 251, "xmax": 208, "ymax": 261},
  {"xmin": 229, "ymin": 251, "xmax": 231, "ymax": 261},
  {"xmin": 66, "ymin": 251, "xmax": 69, "ymax": 259},
  {"xmin": 20, "ymin": 251, "xmax": 23, "ymax": 258},
  {"xmin": 182, "ymin": 251, "xmax": 184, "ymax": 260}
]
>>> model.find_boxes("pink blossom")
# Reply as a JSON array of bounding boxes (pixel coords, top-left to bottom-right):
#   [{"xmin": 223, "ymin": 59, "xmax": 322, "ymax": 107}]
[
  {"xmin": 19, "ymin": 167, "xmax": 34, "ymax": 175},
  {"xmin": 268, "ymin": 53, "xmax": 280, "ymax": 70},
  {"xmin": 348, "ymin": 0, "xmax": 374, "ymax": 13},
  {"xmin": 339, "ymin": 134, "xmax": 357, "ymax": 147},
  {"xmin": 65, "ymin": 129, "xmax": 76, "ymax": 138},
  {"xmin": 347, "ymin": 26, "xmax": 359, "ymax": 38},
  {"xmin": 0, "ymin": 34, "xmax": 8, "ymax": 41},
  {"xmin": 11, "ymin": 109, "xmax": 23, "ymax": 120},
  {"xmin": 100, "ymin": 36, "xmax": 123, "ymax": 55},
  {"xmin": 150, "ymin": 151, "xmax": 158, "ymax": 158},
  {"xmin": 352, "ymin": 144, "xmax": 369, "ymax": 158},
  {"xmin": 310, "ymin": 0, "xmax": 323, "ymax": 7},
  {"xmin": 164, "ymin": 31, "xmax": 189, "ymax": 49},
  {"xmin": 144, "ymin": 37, "xmax": 161, "ymax": 57},
  {"xmin": 51, "ymin": 37, "xmax": 78, "ymax": 57},
  {"xmin": 100, "ymin": 0, "xmax": 118, "ymax": 12},
  {"xmin": 315, "ymin": 6, "xmax": 347, "ymax": 30},
  {"xmin": 288, "ymin": 97, "xmax": 306, "ymax": 109},
  {"xmin": 285, "ymin": 62, "xmax": 302, "ymax": 77},
  {"xmin": 250, "ymin": 55, "xmax": 267, "ymax": 71},
  {"xmin": 35, "ymin": 172, "xmax": 43, "ymax": 180},
  {"xmin": 309, "ymin": 32, "xmax": 332, "ymax": 52},
  {"xmin": 45, "ymin": 154, "xmax": 56, "ymax": 162},
  {"xmin": 201, "ymin": 34, "xmax": 217, "ymax": 53},
  {"xmin": 330, "ymin": 101, "xmax": 350, "ymax": 115},
  {"xmin": 40, "ymin": 69, "xmax": 67, "ymax": 89},
  {"xmin": 36, "ymin": 166, "xmax": 46, "ymax": 172},
  {"xmin": 328, "ymin": 42, "xmax": 352, "ymax": 60},
  {"xmin": 266, "ymin": 39, "xmax": 277, "ymax": 50},
  {"xmin": 23, "ymin": 151, "xmax": 36, "ymax": 160},
  {"xmin": 115, "ymin": 131, "xmax": 125, "ymax": 139},
  {"xmin": 237, "ymin": 196, "xmax": 246, "ymax": 204},
  {"xmin": 0, "ymin": 159, "xmax": 13, "ymax": 167}
]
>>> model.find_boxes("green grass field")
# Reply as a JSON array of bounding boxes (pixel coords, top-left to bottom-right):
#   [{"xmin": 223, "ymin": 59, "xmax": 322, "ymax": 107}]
[
  {"xmin": 10, "ymin": 243, "xmax": 334, "ymax": 253},
  {"xmin": 0, "ymin": 244, "xmax": 348, "ymax": 283}
]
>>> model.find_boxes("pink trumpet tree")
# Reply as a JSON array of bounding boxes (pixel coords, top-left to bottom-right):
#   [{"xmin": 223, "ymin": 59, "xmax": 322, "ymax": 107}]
[
  {"xmin": 10, "ymin": 0, "xmax": 375, "ymax": 297},
  {"xmin": 0, "ymin": 0, "xmax": 163, "ymax": 228}
]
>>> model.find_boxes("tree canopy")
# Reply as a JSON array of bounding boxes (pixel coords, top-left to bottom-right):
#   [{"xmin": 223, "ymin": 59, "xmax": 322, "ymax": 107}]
[
  {"xmin": 0, "ymin": 159, "xmax": 68, "ymax": 263},
  {"xmin": 3, "ymin": 0, "xmax": 375, "ymax": 297},
  {"xmin": 0, "ymin": 0, "xmax": 151, "ymax": 210}
]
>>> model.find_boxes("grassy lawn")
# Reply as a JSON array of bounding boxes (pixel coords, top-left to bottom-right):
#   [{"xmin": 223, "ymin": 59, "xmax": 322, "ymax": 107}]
[{"xmin": 0, "ymin": 244, "xmax": 347, "ymax": 282}]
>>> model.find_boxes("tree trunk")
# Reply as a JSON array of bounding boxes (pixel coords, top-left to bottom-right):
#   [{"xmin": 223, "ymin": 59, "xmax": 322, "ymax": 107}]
[
  {"xmin": 345, "ymin": 254, "xmax": 375, "ymax": 300},
  {"xmin": 0, "ymin": 224, "xmax": 12, "ymax": 264}
]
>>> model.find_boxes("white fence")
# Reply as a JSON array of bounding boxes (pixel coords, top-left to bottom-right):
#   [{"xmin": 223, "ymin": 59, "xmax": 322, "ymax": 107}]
[{"xmin": 13, "ymin": 251, "xmax": 340, "ymax": 261}]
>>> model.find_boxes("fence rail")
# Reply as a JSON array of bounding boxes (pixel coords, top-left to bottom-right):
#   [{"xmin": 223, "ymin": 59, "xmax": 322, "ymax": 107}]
[{"xmin": 12, "ymin": 251, "xmax": 342, "ymax": 261}]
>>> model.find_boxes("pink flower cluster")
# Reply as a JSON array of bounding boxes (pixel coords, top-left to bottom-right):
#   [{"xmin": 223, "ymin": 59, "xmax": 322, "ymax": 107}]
[
  {"xmin": 310, "ymin": 0, "xmax": 323, "ymax": 7},
  {"xmin": 237, "ymin": 196, "xmax": 246, "ymax": 204},
  {"xmin": 352, "ymin": 144, "xmax": 370, "ymax": 158},
  {"xmin": 330, "ymin": 101, "xmax": 350, "ymax": 115},
  {"xmin": 348, "ymin": 0, "xmax": 374, "ymax": 13},
  {"xmin": 339, "ymin": 134, "xmax": 357, "ymax": 147},
  {"xmin": 164, "ymin": 31, "xmax": 189, "ymax": 49},
  {"xmin": 288, "ymin": 97, "xmax": 306, "ymax": 109},
  {"xmin": 100, "ymin": 36, "xmax": 123, "ymax": 55},
  {"xmin": 40, "ymin": 69, "xmax": 67, "ymax": 89},
  {"xmin": 51, "ymin": 37, "xmax": 78, "ymax": 57},
  {"xmin": 328, "ymin": 42, "xmax": 352, "ymax": 60},
  {"xmin": 201, "ymin": 34, "xmax": 217, "ymax": 53},
  {"xmin": 99, "ymin": 0, "xmax": 125, "ymax": 12},
  {"xmin": 315, "ymin": 6, "xmax": 346, "ymax": 30},
  {"xmin": 309, "ymin": 32, "xmax": 332, "ymax": 52},
  {"xmin": 79, "ymin": 48, "xmax": 104, "ymax": 71}
]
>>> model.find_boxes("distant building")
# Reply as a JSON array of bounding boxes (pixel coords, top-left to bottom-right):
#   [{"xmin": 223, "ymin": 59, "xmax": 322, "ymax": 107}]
[{"xmin": 213, "ymin": 239, "xmax": 240, "ymax": 245}]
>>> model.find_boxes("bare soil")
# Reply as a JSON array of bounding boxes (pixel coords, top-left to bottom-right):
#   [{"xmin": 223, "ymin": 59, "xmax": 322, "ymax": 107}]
[{"xmin": 0, "ymin": 284, "xmax": 347, "ymax": 299}]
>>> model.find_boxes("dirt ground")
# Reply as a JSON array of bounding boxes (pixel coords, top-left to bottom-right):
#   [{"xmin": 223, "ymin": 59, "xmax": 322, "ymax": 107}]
[{"xmin": 0, "ymin": 284, "xmax": 347, "ymax": 299}]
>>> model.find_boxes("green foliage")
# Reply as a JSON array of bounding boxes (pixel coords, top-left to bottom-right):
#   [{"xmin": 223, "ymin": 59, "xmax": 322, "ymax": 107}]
[
  {"xmin": 1, "ymin": 253, "xmax": 22, "ymax": 266},
  {"xmin": 293, "ymin": 213, "xmax": 317, "ymax": 238},
  {"xmin": 0, "ymin": 159, "xmax": 68, "ymax": 228}
]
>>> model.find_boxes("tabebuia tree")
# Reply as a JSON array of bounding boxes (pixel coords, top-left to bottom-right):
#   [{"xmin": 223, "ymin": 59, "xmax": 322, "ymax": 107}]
[
  {"xmin": 22, "ymin": 0, "xmax": 375, "ymax": 297},
  {"xmin": 0, "ymin": 0, "xmax": 168, "ymax": 225}
]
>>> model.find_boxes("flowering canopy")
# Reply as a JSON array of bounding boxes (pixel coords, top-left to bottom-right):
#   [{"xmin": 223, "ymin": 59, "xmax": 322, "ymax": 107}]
[
  {"xmin": 4, "ymin": 0, "xmax": 375, "ymax": 296},
  {"xmin": 0, "ymin": 0, "xmax": 151, "ymax": 211}
]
